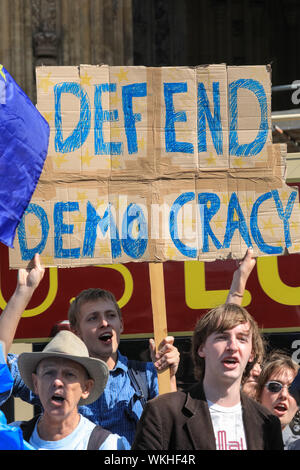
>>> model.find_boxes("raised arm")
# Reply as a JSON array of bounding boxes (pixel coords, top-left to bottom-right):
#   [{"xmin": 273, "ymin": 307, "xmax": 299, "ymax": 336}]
[
  {"xmin": 226, "ymin": 247, "xmax": 256, "ymax": 305},
  {"xmin": 0, "ymin": 254, "xmax": 45, "ymax": 358}
]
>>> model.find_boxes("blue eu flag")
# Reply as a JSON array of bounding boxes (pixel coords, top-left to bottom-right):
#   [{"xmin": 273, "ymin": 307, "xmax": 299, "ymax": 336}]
[
  {"xmin": 0, "ymin": 412, "xmax": 34, "ymax": 450},
  {"xmin": 0, "ymin": 341, "xmax": 13, "ymax": 394},
  {"xmin": 0, "ymin": 65, "xmax": 49, "ymax": 248},
  {"xmin": 0, "ymin": 342, "xmax": 34, "ymax": 449}
]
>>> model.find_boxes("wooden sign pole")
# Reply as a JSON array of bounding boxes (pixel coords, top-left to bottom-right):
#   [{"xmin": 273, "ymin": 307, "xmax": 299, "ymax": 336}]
[{"xmin": 148, "ymin": 262, "xmax": 171, "ymax": 395}]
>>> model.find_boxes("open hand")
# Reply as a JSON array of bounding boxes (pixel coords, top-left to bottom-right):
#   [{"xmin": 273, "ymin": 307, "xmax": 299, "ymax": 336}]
[
  {"xmin": 149, "ymin": 336, "xmax": 180, "ymax": 377},
  {"xmin": 17, "ymin": 253, "xmax": 45, "ymax": 291},
  {"xmin": 236, "ymin": 247, "xmax": 256, "ymax": 280}
]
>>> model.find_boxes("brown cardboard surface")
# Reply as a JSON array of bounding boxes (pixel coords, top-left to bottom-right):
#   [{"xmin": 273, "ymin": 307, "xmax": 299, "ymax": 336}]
[{"xmin": 9, "ymin": 64, "xmax": 300, "ymax": 268}]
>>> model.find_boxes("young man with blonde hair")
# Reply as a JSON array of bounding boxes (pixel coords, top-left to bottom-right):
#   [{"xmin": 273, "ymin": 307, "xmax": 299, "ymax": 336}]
[{"xmin": 132, "ymin": 303, "xmax": 283, "ymax": 450}]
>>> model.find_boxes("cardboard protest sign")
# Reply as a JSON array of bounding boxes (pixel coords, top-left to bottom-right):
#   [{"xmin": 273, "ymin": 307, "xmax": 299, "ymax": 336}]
[{"xmin": 9, "ymin": 64, "xmax": 300, "ymax": 268}]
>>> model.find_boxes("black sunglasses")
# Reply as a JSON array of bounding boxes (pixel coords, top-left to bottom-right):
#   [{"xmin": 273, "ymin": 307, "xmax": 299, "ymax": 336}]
[{"xmin": 265, "ymin": 380, "xmax": 293, "ymax": 394}]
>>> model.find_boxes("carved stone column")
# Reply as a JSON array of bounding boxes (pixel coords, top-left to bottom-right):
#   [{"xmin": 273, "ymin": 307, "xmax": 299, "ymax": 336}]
[
  {"xmin": 132, "ymin": 0, "xmax": 187, "ymax": 66},
  {"xmin": 58, "ymin": 0, "xmax": 133, "ymax": 66},
  {"xmin": 0, "ymin": 0, "xmax": 35, "ymax": 99},
  {"xmin": 0, "ymin": 0, "xmax": 134, "ymax": 102},
  {"xmin": 32, "ymin": 0, "xmax": 60, "ymax": 67}
]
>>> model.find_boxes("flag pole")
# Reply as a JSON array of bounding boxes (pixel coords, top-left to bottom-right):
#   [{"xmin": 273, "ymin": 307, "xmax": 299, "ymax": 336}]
[{"xmin": 149, "ymin": 262, "xmax": 171, "ymax": 394}]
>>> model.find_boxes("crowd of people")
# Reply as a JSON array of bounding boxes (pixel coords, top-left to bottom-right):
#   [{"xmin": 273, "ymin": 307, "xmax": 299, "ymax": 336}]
[{"xmin": 0, "ymin": 249, "xmax": 299, "ymax": 450}]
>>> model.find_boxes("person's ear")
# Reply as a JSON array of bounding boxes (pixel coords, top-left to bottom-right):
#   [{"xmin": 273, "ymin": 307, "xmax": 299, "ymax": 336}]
[
  {"xmin": 81, "ymin": 379, "xmax": 94, "ymax": 400},
  {"xmin": 32, "ymin": 373, "xmax": 39, "ymax": 395},
  {"xmin": 248, "ymin": 350, "xmax": 255, "ymax": 364},
  {"xmin": 197, "ymin": 345, "xmax": 206, "ymax": 358},
  {"xmin": 71, "ymin": 323, "xmax": 82, "ymax": 340}
]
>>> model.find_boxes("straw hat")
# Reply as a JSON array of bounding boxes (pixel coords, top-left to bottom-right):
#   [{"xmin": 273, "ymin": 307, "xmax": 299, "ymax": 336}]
[{"xmin": 18, "ymin": 330, "xmax": 109, "ymax": 406}]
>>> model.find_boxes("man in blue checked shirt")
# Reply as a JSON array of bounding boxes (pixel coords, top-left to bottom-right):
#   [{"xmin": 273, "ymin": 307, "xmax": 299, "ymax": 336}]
[{"xmin": 0, "ymin": 254, "xmax": 180, "ymax": 446}]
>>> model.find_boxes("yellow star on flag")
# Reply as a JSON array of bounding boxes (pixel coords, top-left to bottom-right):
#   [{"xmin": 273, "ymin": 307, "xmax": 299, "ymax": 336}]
[
  {"xmin": 54, "ymin": 154, "xmax": 68, "ymax": 168},
  {"xmin": 214, "ymin": 216, "xmax": 224, "ymax": 229},
  {"xmin": 81, "ymin": 149, "xmax": 94, "ymax": 166},
  {"xmin": 111, "ymin": 158, "xmax": 121, "ymax": 169},
  {"xmin": 29, "ymin": 223, "xmax": 40, "ymax": 236},
  {"xmin": 290, "ymin": 220, "xmax": 300, "ymax": 233},
  {"xmin": 38, "ymin": 73, "xmax": 53, "ymax": 93},
  {"xmin": 280, "ymin": 191, "xmax": 289, "ymax": 201},
  {"xmin": 96, "ymin": 198, "xmax": 106, "ymax": 208},
  {"xmin": 233, "ymin": 157, "xmax": 246, "ymax": 168},
  {"xmin": 43, "ymin": 112, "xmax": 53, "ymax": 124},
  {"xmin": 0, "ymin": 64, "xmax": 6, "ymax": 82},
  {"xmin": 41, "ymin": 255, "xmax": 54, "ymax": 265},
  {"xmin": 110, "ymin": 92, "xmax": 121, "ymax": 107},
  {"xmin": 116, "ymin": 68, "xmax": 129, "ymax": 82},
  {"xmin": 138, "ymin": 136, "xmax": 146, "ymax": 151},
  {"xmin": 221, "ymin": 194, "xmax": 229, "ymax": 204},
  {"xmin": 205, "ymin": 155, "xmax": 216, "ymax": 166},
  {"xmin": 77, "ymin": 191, "xmax": 88, "ymax": 201},
  {"xmin": 111, "ymin": 127, "xmax": 122, "ymax": 139},
  {"xmin": 263, "ymin": 217, "xmax": 279, "ymax": 237},
  {"xmin": 80, "ymin": 71, "xmax": 92, "ymax": 87},
  {"xmin": 166, "ymin": 245, "xmax": 177, "ymax": 259},
  {"xmin": 72, "ymin": 213, "xmax": 86, "ymax": 224},
  {"xmin": 232, "ymin": 211, "xmax": 240, "ymax": 222}
]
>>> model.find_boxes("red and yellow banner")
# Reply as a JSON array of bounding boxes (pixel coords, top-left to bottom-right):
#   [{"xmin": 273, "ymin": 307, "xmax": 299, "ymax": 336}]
[{"xmin": 1, "ymin": 242, "xmax": 300, "ymax": 342}]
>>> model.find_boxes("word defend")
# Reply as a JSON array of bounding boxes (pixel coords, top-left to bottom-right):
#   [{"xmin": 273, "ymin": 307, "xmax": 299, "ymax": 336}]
[{"xmin": 9, "ymin": 64, "xmax": 300, "ymax": 268}]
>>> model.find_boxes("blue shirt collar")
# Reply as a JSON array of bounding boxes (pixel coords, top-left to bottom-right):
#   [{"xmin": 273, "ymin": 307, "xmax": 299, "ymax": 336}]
[{"xmin": 111, "ymin": 350, "xmax": 129, "ymax": 373}]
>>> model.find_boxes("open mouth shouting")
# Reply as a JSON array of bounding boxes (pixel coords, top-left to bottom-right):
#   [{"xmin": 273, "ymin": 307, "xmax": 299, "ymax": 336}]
[
  {"xmin": 273, "ymin": 402, "xmax": 288, "ymax": 417},
  {"xmin": 98, "ymin": 332, "xmax": 113, "ymax": 344},
  {"xmin": 222, "ymin": 357, "xmax": 239, "ymax": 369},
  {"xmin": 51, "ymin": 393, "xmax": 65, "ymax": 406}
]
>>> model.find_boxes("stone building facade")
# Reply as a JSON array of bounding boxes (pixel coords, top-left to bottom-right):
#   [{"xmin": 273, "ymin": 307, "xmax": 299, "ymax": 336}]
[{"xmin": 0, "ymin": 0, "xmax": 133, "ymax": 102}]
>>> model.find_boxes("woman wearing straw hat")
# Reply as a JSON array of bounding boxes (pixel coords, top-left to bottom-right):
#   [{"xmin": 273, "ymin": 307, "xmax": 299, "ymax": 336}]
[{"xmin": 9, "ymin": 330, "xmax": 130, "ymax": 450}]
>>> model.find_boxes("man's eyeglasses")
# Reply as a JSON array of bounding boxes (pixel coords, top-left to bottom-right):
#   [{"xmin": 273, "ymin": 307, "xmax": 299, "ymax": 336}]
[{"xmin": 265, "ymin": 380, "xmax": 293, "ymax": 394}]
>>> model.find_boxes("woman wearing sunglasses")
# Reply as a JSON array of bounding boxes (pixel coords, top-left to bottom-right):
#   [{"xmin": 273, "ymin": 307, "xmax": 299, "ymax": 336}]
[{"xmin": 256, "ymin": 351, "xmax": 299, "ymax": 450}]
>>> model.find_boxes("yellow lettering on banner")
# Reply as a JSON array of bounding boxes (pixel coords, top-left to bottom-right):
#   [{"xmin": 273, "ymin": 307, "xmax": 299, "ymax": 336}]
[
  {"xmin": 184, "ymin": 261, "xmax": 252, "ymax": 309},
  {"xmin": 0, "ymin": 268, "xmax": 58, "ymax": 318},
  {"xmin": 97, "ymin": 264, "xmax": 134, "ymax": 308},
  {"xmin": 257, "ymin": 256, "xmax": 300, "ymax": 305}
]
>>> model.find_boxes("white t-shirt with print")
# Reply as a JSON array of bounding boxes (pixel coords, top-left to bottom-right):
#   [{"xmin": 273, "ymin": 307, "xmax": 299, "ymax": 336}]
[
  {"xmin": 11, "ymin": 415, "xmax": 128, "ymax": 450},
  {"xmin": 207, "ymin": 400, "xmax": 247, "ymax": 450}
]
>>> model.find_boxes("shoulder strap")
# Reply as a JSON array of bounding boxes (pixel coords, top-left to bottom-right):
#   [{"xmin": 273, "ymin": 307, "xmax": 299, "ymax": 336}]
[
  {"xmin": 87, "ymin": 425, "xmax": 111, "ymax": 450},
  {"xmin": 20, "ymin": 415, "xmax": 110, "ymax": 450},
  {"xmin": 127, "ymin": 359, "xmax": 149, "ymax": 408},
  {"xmin": 20, "ymin": 414, "xmax": 41, "ymax": 442}
]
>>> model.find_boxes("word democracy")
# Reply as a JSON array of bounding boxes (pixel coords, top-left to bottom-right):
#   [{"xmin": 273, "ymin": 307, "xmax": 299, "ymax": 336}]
[{"xmin": 17, "ymin": 188, "xmax": 297, "ymax": 262}]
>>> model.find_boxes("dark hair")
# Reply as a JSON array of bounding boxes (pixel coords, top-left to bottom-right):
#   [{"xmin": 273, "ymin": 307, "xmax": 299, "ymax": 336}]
[
  {"xmin": 191, "ymin": 303, "xmax": 265, "ymax": 381},
  {"xmin": 68, "ymin": 288, "xmax": 122, "ymax": 330}
]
